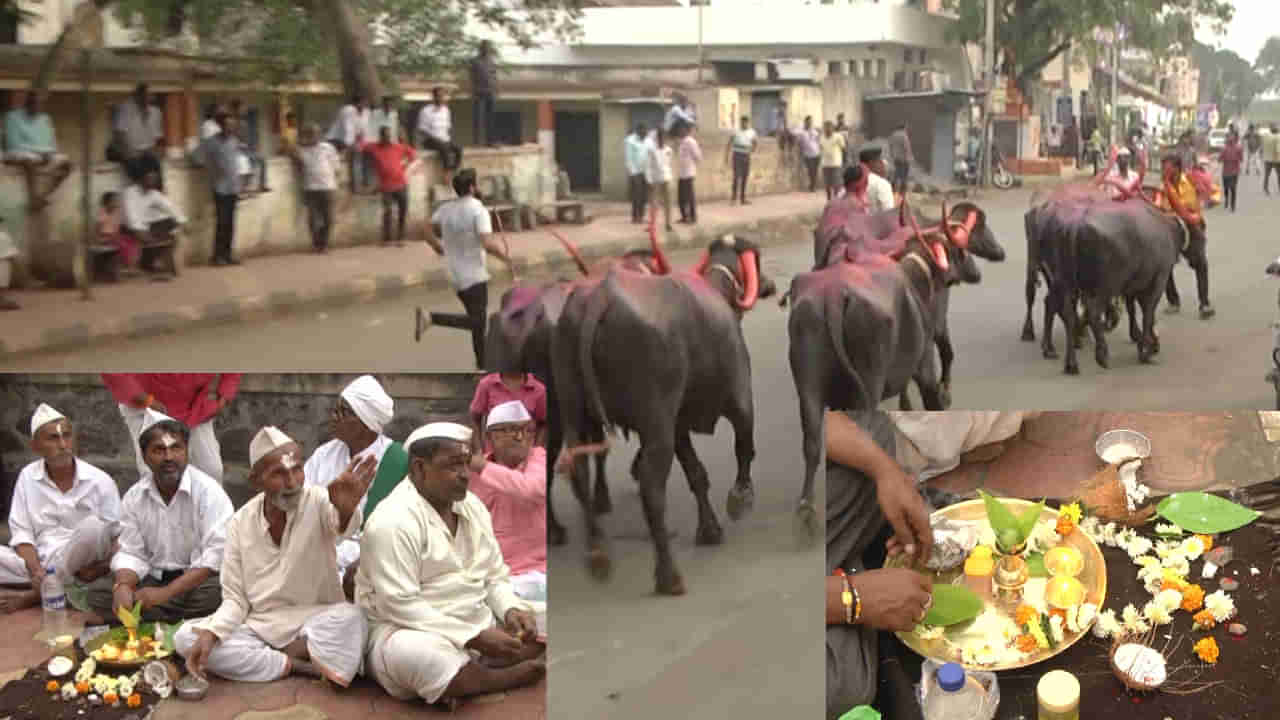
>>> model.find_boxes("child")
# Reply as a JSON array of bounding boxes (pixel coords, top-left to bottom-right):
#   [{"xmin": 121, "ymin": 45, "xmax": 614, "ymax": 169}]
[
  {"xmin": 469, "ymin": 372, "xmax": 548, "ymax": 452},
  {"xmin": 96, "ymin": 191, "xmax": 139, "ymax": 269}
]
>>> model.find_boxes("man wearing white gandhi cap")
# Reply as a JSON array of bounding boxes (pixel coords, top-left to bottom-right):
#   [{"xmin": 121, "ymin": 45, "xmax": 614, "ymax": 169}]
[
  {"xmin": 357, "ymin": 422, "xmax": 545, "ymax": 705},
  {"xmin": 304, "ymin": 374, "xmax": 410, "ymax": 598},
  {"xmin": 0, "ymin": 404, "xmax": 121, "ymax": 615},
  {"xmin": 175, "ymin": 426, "xmax": 375, "ymax": 686}
]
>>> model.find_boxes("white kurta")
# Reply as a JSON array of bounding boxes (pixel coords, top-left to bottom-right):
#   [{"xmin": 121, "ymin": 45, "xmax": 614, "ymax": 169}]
[
  {"xmin": 175, "ymin": 486, "xmax": 366, "ymax": 685},
  {"xmin": 0, "ymin": 458, "xmax": 121, "ymax": 584},
  {"xmin": 304, "ymin": 435, "xmax": 391, "ymax": 578},
  {"xmin": 356, "ymin": 480, "xmax": 530, "ymax": 702},
  {"xmin": 890, "ymin": 411, "xmax": 1039, "ymax": 483},
  {"xmin": 112, "ymin": 465, "xmax": 233, "ymax": 581}
]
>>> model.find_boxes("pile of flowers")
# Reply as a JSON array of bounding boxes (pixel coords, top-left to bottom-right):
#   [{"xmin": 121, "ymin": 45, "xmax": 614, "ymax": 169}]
[{"xmin": 45, "ymin": 654, "xmax": 146, "ymax": 708}]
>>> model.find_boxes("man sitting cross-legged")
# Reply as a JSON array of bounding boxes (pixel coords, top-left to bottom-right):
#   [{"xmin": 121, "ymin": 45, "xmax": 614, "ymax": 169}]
[
  {"xmin": 357, "ymin": 422, "xmax": 545, "ymax": 707},
  {"xmin": 0, "ymin": 404, "xmax": 120, "ymax": 615},
  {"xmin": 89, "ymin": 411, "xmax": 233, "ymax": 622},
  {"xmin": 176, "ymin": 427, "xmax": 376, "ymax": 686}
]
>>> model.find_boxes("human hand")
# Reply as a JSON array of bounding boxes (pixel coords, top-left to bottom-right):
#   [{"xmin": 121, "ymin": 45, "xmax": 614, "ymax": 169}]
[
  {"xmin": 466, "ymin": 627, "xmax": 524, "ymax": 660},
  {"xmin": 874, "ymin": 467, "xmax": 932, "ymax": 566},
  {"xmin": 505, "ymin": 608, "xmax": 538, "ymax": 642},
  {"xmin": 135, "ymin": 586, "xmax": 169, "ymax": 610},
  {"xmin": 850, "ymin": 569, "xmax": 932, "ymax": 632},
  {"xmin": 112, "ymin": 584, "xmax": 136, "ymax": 615},
  {"xmin": 329, "ymin": 455, "xmax": 377, "ymax": 518},
  {"xmin": 186, "ymin": 629, "xmax": 219, "ymax": 680},
  {"xmin": 26, "ymin": 563, "xmax": 46, "ymax": 590}
]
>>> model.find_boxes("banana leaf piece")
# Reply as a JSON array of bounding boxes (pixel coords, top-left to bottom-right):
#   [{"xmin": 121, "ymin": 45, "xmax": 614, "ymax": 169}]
[
  {"xmin": 1156, "ymin": 492, "xmax": 1261, "ymax": 534},
  {"xmin": 922, "ymin": 583, "xmax": 983, "ymax": 627}
]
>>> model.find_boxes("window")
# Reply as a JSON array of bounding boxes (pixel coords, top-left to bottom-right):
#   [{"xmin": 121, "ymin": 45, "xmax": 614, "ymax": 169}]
[
  {"xmin": 877, "ymin": 59, "xmax": 887, "ymax": 79},
  {"xmin": 829, "ymin": 61, "xmax": 842, "ymax": 75},
  {"xmin": 904, "ymin": 49, "xmax": 913, "ymax": 64},
  {"xmin": 920, "ymin": 49, "xmax": 927, "ymax": 65},
  {"xmin": 863, "ymin": 59, "xmax": 873, "ymax": 77}
]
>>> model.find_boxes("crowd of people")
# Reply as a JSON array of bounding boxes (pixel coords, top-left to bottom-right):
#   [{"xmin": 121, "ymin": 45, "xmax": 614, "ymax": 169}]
[{"xmin": 0, "ymin": 372, "xmax": 548, "ymax": 708}]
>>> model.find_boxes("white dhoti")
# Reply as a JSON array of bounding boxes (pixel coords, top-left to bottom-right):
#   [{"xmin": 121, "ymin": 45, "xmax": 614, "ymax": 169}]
[
  {"xmin": 368, "ymin": 626, "xmax": 482, "ymax": 703},
  {"xmin": 174, "ymin": 604, "xmax": 368, "ymax": 686},
  {"xmin": 0, "ymin": 515, "xmax": 116, "ymax": 585},
  {"xmin": 510, "ymin": 571, "xmax": 546, "ymax": 602},
  {"xmin": 890, "ymin": 411, "xmax": 1037, "ymax": 483},
  {"xmin": 119, "ymin": 404, "xmax": 224, "ymax": 484},
  {"xmin": 335, "ymin": 538, "xmax": 361, "ymax": 585}
]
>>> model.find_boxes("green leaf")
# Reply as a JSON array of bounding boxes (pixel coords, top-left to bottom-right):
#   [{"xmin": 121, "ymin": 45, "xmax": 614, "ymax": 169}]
[
  {"xmin": 1015, "ymin": 500, "xmax": 1047, "ymax": 540},
  {"xmin": 1156, "ymin": 492, "xmax": 1261, "ymax": 534},
  {"xmin": 1026, "ymin": 551, "xmax": 1048, "ymax": 577},
  {"xmin": 922, "ymin": 583, "xmax": 984, "ymax": 627},
  {"xmin": 1039, "ymin": 613, "xmax": 1058, "ymax": 650},
  {"xmin": 979, "ymin": 490, "xmax": 1021, "ymax": 552}
]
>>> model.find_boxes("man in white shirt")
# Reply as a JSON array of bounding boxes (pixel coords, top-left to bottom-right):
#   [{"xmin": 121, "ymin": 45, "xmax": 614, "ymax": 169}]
[
  {"xmin": 304, "ymin": 375, "xmax": 398, "ymax": 594},
  {"xmin": 663, "ymin": 94, "xmax": 696, "ymax": 136},
  {"xmin": 0, "ymin": 404, "xmax": 121, "ymax": 614},
  {"xmin": 417, "ymin": 87, "xmax": 462, "ymax": 180},
  {"xmin": 357, "ymin": 422, "xmax": 544, "ymax": 706},
  {"xmin": 90, "ymin": 410, "xmax": 234, "ymax": 622},
  {"xmin": 415, "ymin": 171, "xmax": 513, "ymax": 369},
  {"xmin": 725, "ymin": 115, "xmax": 757, "ymax": 205},
  {"xmin": 287, "ymin": 124, "xmax": 341, "ymax": 252},
  {"xmin": 646, "ymin": 128, "xmax": 675, "ymax": 232},
  {"xmin": 798, "ymin": 116, "xmax": 822, "ymax": 193},
  {"xmin": 624, "ymin": 123, "xmax": 650, "ymax": 223},
  {"xmin": 113, "ymin": 83, "xmax": 164, "ymax": 188},
  {"xmin": 1101, "ymin": 147, "xmax": 1141, "ymax": 200},
  {"xmin": 176, "ymin": 427, "xmax": 374, "ymax": 686},
  {"xmin": 370, "ymin": 96, "xmax": 401, "ymax": 142},
  {"xmin": 200, "ymin": 104, "xmax": 221, "ymax": 141},
  {"xmin": 121, "ymin": 170, "xmax": 186, "ymax": 272},
  {"xmin": 328, "ymin": 96, "xmax": 372, "ymax": 193},
  {"xmin": 858, "ymin": 147, "xmax": 896, "ymax": 213},
  {"xmin": 676, "ymin": 127, "xmax": 702, "ymax": 224}
]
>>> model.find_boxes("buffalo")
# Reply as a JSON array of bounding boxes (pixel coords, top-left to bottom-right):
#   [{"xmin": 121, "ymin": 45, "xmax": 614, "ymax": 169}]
[{"xmin": 551, "ymin": 232, "xmax": 774, "ymax": 596}]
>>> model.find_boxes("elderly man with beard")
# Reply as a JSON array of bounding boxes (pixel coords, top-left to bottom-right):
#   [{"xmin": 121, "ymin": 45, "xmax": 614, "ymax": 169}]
[
  {"xmin": 469, "ymin": 401, "xmax": 546, "ymax": 602},
  {"xmin": 357, "ymin": 422, "xmax": 545, "ymax": 707},
  {"xmin": 89, "ymin": 411, "xmax": 234, "ymax": 622},
  {"xmin": 304, "ymin": 375, "xmax": 409, "ymax": 598},
  {"xmin": 175, "ymin": 427, "xmax": 375, "ymax": 686},
  {"xmin": 0, "ymin": 404, "xmax": 121, "ymax": 614}
]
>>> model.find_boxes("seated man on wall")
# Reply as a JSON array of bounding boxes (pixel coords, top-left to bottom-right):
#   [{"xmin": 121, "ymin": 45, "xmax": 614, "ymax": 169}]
[
  {"xmin": 3, "ymin": 91, "xmax": 72, "ymax": 212},
  {"xmin": 90, "ymin": 411, "xmax": 234, "ymax": 623},
  {"xmin": 469, "ymin": 402, "xmax": 546, "ymax": 602},
  {"xmin": 121, "ymin": 170, "xmax": 187, "ymax": 275},
  {"xmin": 176, "ymin": 427, "xmax": 375, "ymax": 687},
  {"xmin": 303, "ymin": 375, "xmax": 408, "ymax": 599},
  {"xmin": 357, "ymin": 422, "xmax": 545, "ymax": 708},
  {"xmin": 0, "ymin": 404, "xmax": 121, "ymax": 615}
]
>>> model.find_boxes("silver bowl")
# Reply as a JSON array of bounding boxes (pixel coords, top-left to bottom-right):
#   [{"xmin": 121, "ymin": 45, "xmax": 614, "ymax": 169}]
[
  {"xmin": 1095, "ymin": 429, "xmax": 1152, "ymax": 464},
  {"xmin": 175, "ymin": 673, "xmax": 209, "ymax": 701}
]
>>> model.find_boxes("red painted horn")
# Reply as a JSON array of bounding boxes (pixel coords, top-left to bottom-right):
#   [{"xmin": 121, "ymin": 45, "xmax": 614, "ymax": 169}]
[
  {"xmin": 940, "ymin": 200, "xmax": 956, "ymax": 245},
  {"xmin": 545, "ymin": 227, "xmax": 590, "ymax": 276},
  {"xmin": 736, "ymin": 250, "xmax": 760, "ymax": 311},
  {"xmin": 649, "ymin": 204, "xmax": 672, "ymax": 275},
  {"xmin": 693, "ymin": 249, "xmax": 711, "ymax": 276}
]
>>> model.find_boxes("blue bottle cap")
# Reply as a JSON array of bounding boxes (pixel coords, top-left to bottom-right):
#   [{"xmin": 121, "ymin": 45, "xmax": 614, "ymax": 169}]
[
  {"xmin": 45, "ymin": 566, "xmax": 55, "ymax": 575},
  {"xmin": 937, "ymin": 662, "xmax": 966, "ymax": 692}
]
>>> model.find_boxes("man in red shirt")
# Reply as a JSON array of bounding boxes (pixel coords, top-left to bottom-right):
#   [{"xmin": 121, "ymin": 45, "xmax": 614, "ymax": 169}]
[
  {"xmin": 361, "ymin": 126, "xmax": 418, "ymax": 247},
  {"xmin": 1219, "ymin": 130, "xmax": 1243, "ymax": 213},
  {"xmin": 101, "ymin": 373, "xmax": 241, "ymax": 484},
  {"xmin": 469, "ymin": 372, "xmax": 547, "ymax": 451}
]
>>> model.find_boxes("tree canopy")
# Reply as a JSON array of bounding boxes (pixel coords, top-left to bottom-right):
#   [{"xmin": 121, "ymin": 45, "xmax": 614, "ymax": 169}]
[
  {"xmin": 944, "ymin": 0, "xmax": 1233, "ymax": 94},
  {"xmin": 1257, "ymin": 36, "xmax": 1280, "ymax": 95},
  {"xmin": 1190, "ymin": 41, "xmax": 1262, "ymax": 121}
]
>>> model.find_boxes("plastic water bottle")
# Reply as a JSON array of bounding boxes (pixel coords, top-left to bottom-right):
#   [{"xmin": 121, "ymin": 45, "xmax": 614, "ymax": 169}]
[
  {"xmin": 41, "ymin": 566, "xmax": 67, "ymax": 640},
  {"xmin": 924, "ymin": 662, "xmax": 985, "ymax": 720}
]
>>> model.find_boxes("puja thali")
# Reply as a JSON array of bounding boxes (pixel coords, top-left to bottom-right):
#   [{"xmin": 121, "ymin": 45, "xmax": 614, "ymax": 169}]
[
  {"xmin": 887, "ymin": 498, "xmax": 1108, "ymax": 672},
  {"xmin": 81, "ymin": 623, "xmax": 176, "ymax": 671}
]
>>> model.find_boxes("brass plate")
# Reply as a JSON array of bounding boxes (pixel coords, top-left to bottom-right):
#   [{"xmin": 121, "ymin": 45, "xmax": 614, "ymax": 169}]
[
  {"xmin": 888, "ymin": 498, "xmax": 1108, "ymax": 671},
  {"xmin": 82, "ymin": 629, "xmax": 172, "ymax": 671}
]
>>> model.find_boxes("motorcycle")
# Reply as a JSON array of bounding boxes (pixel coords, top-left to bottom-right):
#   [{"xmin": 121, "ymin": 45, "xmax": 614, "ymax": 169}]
[
  {"xmin": 1268, "ymin": 257, "xmax": 1280, "ymax": 409},
  {"xmin": 954, "ymin": 144, "xmax": 1016, "ymax": 189}
]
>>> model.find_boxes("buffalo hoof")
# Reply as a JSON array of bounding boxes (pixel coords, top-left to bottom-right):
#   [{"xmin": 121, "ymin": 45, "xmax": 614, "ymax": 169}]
[
  {"xmin": 655, "ymin": 567, "xmax": 686, "ymax": 596},
  {"xmin": 1095, "ymin": 347, "xmax": 1110, "ymax": 369},
  {"xmin": 695, "ymin": 520, "xmax": 725, "ymax": 546},
  {"xmin": 1200, "ymin": 304, "xmax": 1216, "ymax": 319},
  {"xmin": 549, "ymin": 523, "xmax": 568, "ymax": 547},
  {"xmin": 1139, "ymin": 349, "xmax": 1158, "ymax": 365},
  {"xmin": 1064, "ymin": 361, "xmax": 1080, "ymax": 376},
  {"xmin": 726, "ymin": 484, "xmax": 756, "ymax": 521},
  {"xmin": 587, "ymin": 546, "xmax": 612, "ymax": 581},
  {"xmin": 594, "ymin": 491, "xmax": 613, "ymax": 515},
  {"xmin": 1042, "ymin": 346, "xmax": 1059, "ymax": 360},
  {"xmin": 1165, "ymin": 303, "xmax": 1181, "ymax": 315},
  {"xmin": 1021, "ymin": 326, "xmax": 1035, "ymax": 342},
  {"xmin": 939, "ymin": 384, "xmax": 952, "ymax": 410},
  {"xmin": 793, "ymin": 500, "xmax": 820, "ymax": 548}
]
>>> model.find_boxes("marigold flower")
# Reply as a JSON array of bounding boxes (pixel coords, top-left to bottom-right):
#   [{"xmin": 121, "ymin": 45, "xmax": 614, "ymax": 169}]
[
  {"xmin": 1194, "ymin": 534, "xmax": 1213, "ymax": 552},
  {"xmin": 1193, "ymin": 636, "xmax": 1219, "ymax": 664},
  {"xmin": 127, "ymin": 693, "xmax": 142, "ymax": 708},
  {"xmin": 1015, "ymin": 604, "xmax": 1038, "ymax": 627},
  {"xmin": 1055, "ymin": 515, "xmax": 1077, "ymax": 537},
  {"xmin": 46, "ymin": 680, "xmax": 59, "ymax": 693},
  {"xmin": 1181, "ymin": 584, "xmax": 1205, "ymax": 613},
  {"xmin": 1015, "ymin": 633, "xmax": 1039, "ymax": 653},
  {"xmin": 104, "ymin": 692, "xmax": 119, "ymax": 706},
  {"xmin": 75, "ymin": 682, "xmax": 89, "ymax": 695},
  {"xmin": 1192, "ymin": 609, "xmax": 1216, "ymax": 630}
]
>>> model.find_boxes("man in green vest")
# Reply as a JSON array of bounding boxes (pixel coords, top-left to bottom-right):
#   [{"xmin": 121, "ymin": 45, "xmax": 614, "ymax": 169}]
[{"xmin": 303, "ymin": 375, "xmax": 408, "ymax": 601}]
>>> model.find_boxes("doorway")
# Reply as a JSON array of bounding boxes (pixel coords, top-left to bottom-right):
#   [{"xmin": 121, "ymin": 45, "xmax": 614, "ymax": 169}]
[{"xmin": 555, "ymin": 111, "xmax": 601, "ymax": 191}]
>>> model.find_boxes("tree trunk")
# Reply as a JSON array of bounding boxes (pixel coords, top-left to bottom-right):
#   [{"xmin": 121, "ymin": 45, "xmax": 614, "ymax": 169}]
[
  {"xmin": 30, "ymin": 0, "xmax": 114, "ymax": 94},
  {"xmin": 317, "ymin": 0, "xmax": 384, "ymax": 101}
]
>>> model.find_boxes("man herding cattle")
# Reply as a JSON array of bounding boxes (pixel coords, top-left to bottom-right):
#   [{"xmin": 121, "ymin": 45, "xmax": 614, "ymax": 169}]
[{"xmin": 1156, "ymin": 154, "xmax": 1215, "ymax": 319}]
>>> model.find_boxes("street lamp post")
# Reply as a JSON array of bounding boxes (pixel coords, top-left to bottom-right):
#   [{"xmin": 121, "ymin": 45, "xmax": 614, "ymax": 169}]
[{"xmin": 982, "ymin": 0, "xmax": 995, "ymax": 187}]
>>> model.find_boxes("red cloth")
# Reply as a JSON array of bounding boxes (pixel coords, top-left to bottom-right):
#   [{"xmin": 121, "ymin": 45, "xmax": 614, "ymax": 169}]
[
  {"xmin": 1220, "ymin": 143, "xmax": 1244, "ymax": 176},
  {"xmin": 472, "ymin": 446, "xmax": 547, "ymax": 576},
  {"xmin": 100, "ymin": 373, "xmax": 242, "ymax": 427},
  {"xmin": 470, "ymin": 373, "xmax": 548, "ymax": 431},
  {"xmin": 360, "ymin": 141, "xmax": 415, "ymax": 192}
]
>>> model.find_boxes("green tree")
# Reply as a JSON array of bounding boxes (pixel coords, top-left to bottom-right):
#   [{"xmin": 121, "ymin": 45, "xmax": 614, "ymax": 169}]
[
  {"xmin": 1257, "ymin": 36, "xmax": 1280, "ymax": 94},
  {"xmin": 944, "ymin": 0, "xmax": 1233, "ymax": 95},
  {"xmin": 1191, "ymin": 41, "xmax": 1263, "ymax": 122},
  {"xmin": 31, "ymin": 0, "xmax": 584, "ymax": 100}
]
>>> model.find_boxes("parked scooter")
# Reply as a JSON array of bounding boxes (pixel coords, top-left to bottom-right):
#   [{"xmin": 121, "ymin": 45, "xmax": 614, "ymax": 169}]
[
  {"xmin": 955, "ymin": 144, "xmax": 1015, "ymax": 189},
  {"xmin": 1267, "ymin": 256, "xmax": 1280, "ymax": 409}
]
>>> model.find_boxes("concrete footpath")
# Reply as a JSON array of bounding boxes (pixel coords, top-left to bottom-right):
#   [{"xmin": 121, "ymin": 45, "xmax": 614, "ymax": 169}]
[{"xmin": 0, "ymin": 192, "xmax": 828, "ymax": 363}]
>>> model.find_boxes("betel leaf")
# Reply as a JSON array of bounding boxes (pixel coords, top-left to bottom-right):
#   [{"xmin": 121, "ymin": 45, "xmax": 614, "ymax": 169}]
[
  {"xmin": 922, "ymin": 583, "xmax": 983, "ymax": 627},
  {"xmin": 1015, "ymin": 500, "xmax": 1047, "ymax": 541},
  {"xmin": 1157, "ymin": 492, "xmax": 1261, "ymax": 534},
  {"xmin": 1026, "ymin": 551, "xmax": 1048, "ymax": 578},
  {"xmin": 979, "ymin": 489, "xmax": 1021, "ymax": 552}
]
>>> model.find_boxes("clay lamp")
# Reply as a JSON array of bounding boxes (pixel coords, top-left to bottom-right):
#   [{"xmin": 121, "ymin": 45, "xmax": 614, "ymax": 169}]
[
  {"xmin": 1044, "ymin": 575, "xmax": 1087, "ymax": 610},
  {"xmin": 1044, "ymin": 546, "xmax": 1085, "ymax": 578}
]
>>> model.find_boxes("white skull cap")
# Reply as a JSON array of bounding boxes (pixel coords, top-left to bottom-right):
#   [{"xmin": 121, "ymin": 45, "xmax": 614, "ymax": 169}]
[
  {"xmin": 486, "ymin": 400, "xmax": 532, "ymax": 429},
  {"xmin": 405, "ymin": 422, "xmax": 472, "ymax": 449},
  {"xmin": 138, "ymin": 408, "xmax": 176, "ymax": 438},
  {"xmin": 250, "ymin": 426, "xmax": 295, "ymax": 467},
  {"xmin": 29, "ymin": 403, "xmax": 67, "ymax": 437}
]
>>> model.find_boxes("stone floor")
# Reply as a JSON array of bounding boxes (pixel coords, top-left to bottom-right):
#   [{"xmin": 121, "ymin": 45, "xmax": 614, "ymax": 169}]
[
  {"xmin": 929, "ymin": 410, "xmax": 1280, "ymax": 499},
  {"xmin": 0, "ymin": 607, "xmax": 545, "ymax": 720}
]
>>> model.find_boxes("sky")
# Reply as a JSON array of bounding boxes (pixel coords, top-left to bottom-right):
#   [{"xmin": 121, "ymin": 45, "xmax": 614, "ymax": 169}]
[{"xmin": 1194, "ymin": 0, "xmax": 1278, "ymax": 63}]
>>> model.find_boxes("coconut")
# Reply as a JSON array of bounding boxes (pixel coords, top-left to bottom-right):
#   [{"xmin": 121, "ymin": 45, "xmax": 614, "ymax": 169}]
[{"xmin": 1111, "ymin": 641, "xmax": 1167, "ymax": 691}]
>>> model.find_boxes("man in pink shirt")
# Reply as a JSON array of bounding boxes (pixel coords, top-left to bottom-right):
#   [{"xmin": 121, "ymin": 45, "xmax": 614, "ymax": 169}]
[
  {"xmin": 469, "ymin": 401, "xmax": 546, "ymax": 602},
  {"xmin": 469, "ymin": 372, "xmax": 547, "ymax": 450},
  {"xmin": 676, "ymin": 127, "xmax": 702, "ymax": 224},
  {"xmin": 101, "ymin": 373, "xmax": 242, "ymax": 484}
]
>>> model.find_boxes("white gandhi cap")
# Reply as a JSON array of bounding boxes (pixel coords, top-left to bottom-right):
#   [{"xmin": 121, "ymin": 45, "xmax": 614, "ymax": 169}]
[{"xmin": 250, "ymin": 426, "xmax": 295, "ymax": 467}]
